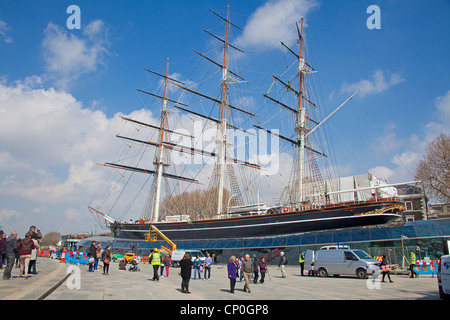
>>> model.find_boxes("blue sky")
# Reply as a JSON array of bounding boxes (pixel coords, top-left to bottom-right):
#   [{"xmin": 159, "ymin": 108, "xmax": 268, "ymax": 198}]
[{"xmin": 0, "ymin": 0, "xmax": 449, "ymax": 236}]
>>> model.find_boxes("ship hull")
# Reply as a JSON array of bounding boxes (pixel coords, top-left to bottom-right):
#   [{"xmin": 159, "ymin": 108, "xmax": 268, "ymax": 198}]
[{"xmin": 111, "ymin": 200, "xmax": 403, "ymax": 241}]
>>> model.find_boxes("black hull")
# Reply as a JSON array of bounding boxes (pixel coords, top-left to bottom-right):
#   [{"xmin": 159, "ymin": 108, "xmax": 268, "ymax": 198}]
[{"xmin": 110, "ymin": 200, "xmax": 403, "ymax": 241}]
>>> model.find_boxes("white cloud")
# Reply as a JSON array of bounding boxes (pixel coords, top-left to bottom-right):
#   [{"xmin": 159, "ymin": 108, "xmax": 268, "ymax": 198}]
[
  {"xmin": 236, "ymin": 0, "xmax": 319, "ymax": 49},
  {"xmin": 0, "ymin": 208, "xmax": 22, "ymax": 219},
  {"xmin": 341, "ymin": 69, "xmax": 405, "ymax": 97},
  {"xmin": 42, "ymin": 20, "xmax": 110, "ymax": 89},
  {"xmin": 426, "ymin": 89, "xmax": 450, "ymax": 138},
  {"xmin": 0, "ymin": 76, "xmax": 128, "ymax": 206},
  {"xmin": 369, "ymin": 166, "xmax": 395, "ymax": 181},
  {"xmin": 0, "ymin": 20, "xmax": 13, "ymax": 44},
  {"xmin": 0, "ymin": 73, "xmax": 165, "ymax": 234},
  {"xmin": 369, "ymin": 89, "xmax": 450, "ymax": 184}
]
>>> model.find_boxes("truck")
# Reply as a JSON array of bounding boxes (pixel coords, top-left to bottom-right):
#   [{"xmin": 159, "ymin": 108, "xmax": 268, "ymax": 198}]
[
  {"xmin": 171, "ymin": 249, "xmax": 205, "ymax": 267},
  {"xmin": 313, "ymin": 247, "xmax": 381, "ymax": 279},
  {"xmin": 438, "ymin": 254, "xmax": 450, "ymax": 300}
]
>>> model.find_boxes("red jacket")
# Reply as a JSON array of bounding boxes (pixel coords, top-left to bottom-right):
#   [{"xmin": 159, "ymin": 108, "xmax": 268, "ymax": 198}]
[{"xmin": 18, "ymin": 238, "xmax": 35, "ymax": 255}]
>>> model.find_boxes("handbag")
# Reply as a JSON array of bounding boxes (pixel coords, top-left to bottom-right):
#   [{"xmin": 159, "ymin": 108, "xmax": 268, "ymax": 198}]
[
  {"xmin": 104, "ymin": 259, "xmax": 110, "ymax": 265},
  {"xmin": 382, "ymin": 265, "xmax": 390, "ymax": 271},
  {"xmin": 178, "ymin": 268, "xmax": 181, "ymax": 276}
]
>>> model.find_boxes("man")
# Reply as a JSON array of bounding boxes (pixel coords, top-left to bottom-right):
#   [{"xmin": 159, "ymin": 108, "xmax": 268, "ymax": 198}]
[
  {"xmin": 241, "ymin": 254, "xmax": 254, "ymax": 293},
  {"xmin": 299, "ymin": 251, "xmax": 305, "ymax": 276},
  {"xmin": 2, "ymin": 232, "xmax": 18, "ymax": 280},
  {"xmin": 204, "ymin": 253, "xmax": 212, "ymax": 280},
  {"xmin": 29, "ymin": 226, "xmax": 42, "ymax": 240},
  {"xmin": 150, "ymin": 248, "xmax": 161, "ymax": 281},
  {"xmin": 278, "ymin": 252, "xmax": 288, "ymax": 278},
  {"xmin": 409, "ymin": 250, "xmax": 418, "ymax": 278}
]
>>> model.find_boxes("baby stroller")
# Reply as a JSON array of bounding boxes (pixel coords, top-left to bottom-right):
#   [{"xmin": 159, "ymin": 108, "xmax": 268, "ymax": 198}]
[{"xmin": 128, "ymin": 258, "xmax": 140, "ymax": 272}]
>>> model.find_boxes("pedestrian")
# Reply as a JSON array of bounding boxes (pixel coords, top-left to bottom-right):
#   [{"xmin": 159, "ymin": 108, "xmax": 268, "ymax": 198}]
[
  {"xmin": 0, "ymin": 232, "xmax": 7, "ymax": 269},
  {"xmin": 179, "ymin": 253, "xmax": 193, "ymax": 294},
  {"xmin": 160, "ymin": 255, "xmax": 166, "ymax": 277},
  {"xmin": 164, "ymin": 255, "xmax": 171, "ymax": 277},
  {"xmin": 88, "ymin": 240, "xmax": 96, "ymax": 272},
  {"xmin": 241, "ymin": 254, "xmax": 254, "ymax": 293},
  {"xmin": 193, "ymin": 254, "xmax": 202, "ymax": 280},
  {"xmin": 28, "ymin": 226, "xmax": 42, "ymax": 240},
  {"xmin": 204, "ymin": 253, "xmax": 212, "ymax": 280},
  {"xmin": 238, "ymin": 256, "xmax": 244, "ymax": 282},
  {"xmin": 381, "ymin": 254, "xmax": 393, "ymax": 283},
  {"xmin": 102, "ymin": 245, "xmax": 111, "ymax": 275},
  {"xmin": 95, "ymin": 241, "xmax": 102, "ymax": 271},
  {"xmin": 409, "ymin": 250, "xmax": 418, "ymax": 278},
  {"xmin": 278, "ymin": 252, "xmax": 288, "ymax": 278},
  {"xmin": 2, "ymin": 232, "xmax": 18, "ymax": 280},
  {"xmin": 259, "ymin": 257, "xmax": 267, "ymax": 284},
  {"xmin": 253, "ymin": 257, "xmax": 259, "ymax": 284},
  {"xmin": 149, "ymin": 248, "xmax": 161, "ymax": 281},
  {"xmin": 18, "ymin": 232, "xmax": 35, "ymax": 279},
  {"xmin": 299, "ymin": 251, "xmax": 305, "ymax": 276},
  {"xmin": 28, "ymin": 235, "xmax": 40, "ymax": 275},
  {"xmin": 227, "ymin": 255, "xmax": 239, "ymax": 293}
]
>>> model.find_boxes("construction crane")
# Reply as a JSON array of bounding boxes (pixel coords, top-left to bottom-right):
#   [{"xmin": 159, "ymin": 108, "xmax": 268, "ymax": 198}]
[{"xmin": 144, "ymin": 225, "xmax": 177, "ymax": 255}]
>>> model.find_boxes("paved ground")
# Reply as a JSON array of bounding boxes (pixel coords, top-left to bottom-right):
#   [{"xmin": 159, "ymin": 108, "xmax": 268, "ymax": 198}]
[{"xmin": 0, "ymin": 257, "xmax": 441, "ymax": 301}]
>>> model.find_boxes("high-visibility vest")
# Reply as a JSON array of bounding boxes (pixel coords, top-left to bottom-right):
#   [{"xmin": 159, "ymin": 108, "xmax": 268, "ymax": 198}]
[
  {"xmin": 410, "ymin": 252, "xmax": 416, "ymax": 265},
  {"xmin": 151, "ymin": 252, "xmax": 161, "ymax": 265},
  {"xmin": 299, "ymin": 253, "xmax": 305, "ymax": 263}
]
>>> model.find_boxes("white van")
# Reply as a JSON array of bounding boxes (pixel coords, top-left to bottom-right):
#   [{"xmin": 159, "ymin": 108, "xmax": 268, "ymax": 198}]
[
  {"xmin": 438, "ymin": 254, "xmax": 450, "ymax": 300},
  {"xmin": 171, "ymin": 249, "xmax": 205, "ymax": 267},
  {"xmin": 315, "ymin": 249, "xmax": 380, "ymax": 279}
]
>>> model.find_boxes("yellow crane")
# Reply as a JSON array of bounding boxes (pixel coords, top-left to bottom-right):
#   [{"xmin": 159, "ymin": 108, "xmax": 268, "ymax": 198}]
[{"xmin": 144, "ymin": 225, "xmax": 177, "ymax": 255}]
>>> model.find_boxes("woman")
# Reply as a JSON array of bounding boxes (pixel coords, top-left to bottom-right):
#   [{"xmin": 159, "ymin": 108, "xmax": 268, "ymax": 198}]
[
  {"xmin": 253, "ymin": 257, "xmax": 259, "ymax": 284},
  {"xmin": 179, "ymin": 253, "xmax": 193, "ymax": 294},
  {"xmin": 88, "ymin": 240, "xmax": 96, "ymax": 272},
  {"xmin": 227, "ymin": 256, "xmax": 239, "ymax": 293},
  {"xmin": 18, "ymin": 233, "xmax": 35, "ymax": 279},
  {"xmin": 102, "ymin": 245, "xmax": 111, "ymax": 275},
  {"xmin": 259, "ymin": 257, "xmax": 268, "ymax": 284},
  {"xmin": 193, "ymin": 254, "xmax": 203, "ymax": 280},
  {"xmin": 95, "ymin": 242, "xmax": 102, "ymax": 271},
  {"xmin": 381, "ymin": 253, "xmax": 393, "ymax": 283},
  {"xmin": 164, "ymin": 255, "xmax": 171, "ymax": 277}
]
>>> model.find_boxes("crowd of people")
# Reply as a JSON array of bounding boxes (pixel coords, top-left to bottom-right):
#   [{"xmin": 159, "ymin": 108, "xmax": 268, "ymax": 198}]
[
  {"xmin": 0, "ymin": 226, "xmax": 42, "ymax": 280},
  {"xmin": 87, "ymin": 240, "xmax": 111, "ymax": 275}
]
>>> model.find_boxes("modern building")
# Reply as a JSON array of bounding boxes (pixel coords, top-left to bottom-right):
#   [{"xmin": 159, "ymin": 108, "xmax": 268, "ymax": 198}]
[{"xmin": 77, "ymin": 218, "xmax": 450, "ymax": 268}]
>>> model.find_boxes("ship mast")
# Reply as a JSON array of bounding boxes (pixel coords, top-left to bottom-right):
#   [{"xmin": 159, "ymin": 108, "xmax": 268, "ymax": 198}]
[
  {"xmin": 295, "ymin": 18, "xmax": 306, "ymax": 204},
  {"xmin": 152, "ymin": 58, "xmax": 170, "ymax": 223},
  {"xmin": 216, "ymin": 6, "xmax": 231, "ymax": 216}
]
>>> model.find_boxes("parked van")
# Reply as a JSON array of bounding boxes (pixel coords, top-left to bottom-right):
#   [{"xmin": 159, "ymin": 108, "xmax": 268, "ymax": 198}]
[
  {"xmin": 315, "ymin": 249, "xmax": 380, "ymax": 279},
  {"xmin": 171, "ymin": 249, "xmax": 205, "ymax": 267},
  {"xmin": 438, "ymin": 254, "xmax": 450, "ymax": 300}
]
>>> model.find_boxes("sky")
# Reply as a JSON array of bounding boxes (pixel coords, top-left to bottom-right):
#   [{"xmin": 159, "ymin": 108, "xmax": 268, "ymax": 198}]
[{"xmin": 0, "ymin": 0, "xmax": 449, "ymax": 237}]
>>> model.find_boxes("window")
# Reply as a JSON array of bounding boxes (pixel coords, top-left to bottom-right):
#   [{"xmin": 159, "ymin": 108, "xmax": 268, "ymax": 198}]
[
  {"xmin": 353, "ymin": 250, "xmax": 372, "ymax": 260},
  {"xmin": 405, "ymin": 201, "xmax": 413, "ymax": 211},
  {"xmin": 344, "ymin": 251, "xmax": 358, "ymax": 261}
]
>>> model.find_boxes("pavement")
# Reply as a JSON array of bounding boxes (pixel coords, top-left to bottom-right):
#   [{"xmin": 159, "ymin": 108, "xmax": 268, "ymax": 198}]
[{"xmin": 0, "ymin": 257, "xmax": 442, "ymax": 301}]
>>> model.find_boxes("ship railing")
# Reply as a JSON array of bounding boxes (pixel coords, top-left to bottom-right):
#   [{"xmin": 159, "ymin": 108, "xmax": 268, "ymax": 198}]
[{"xmin": 294, "ymin": 196, "xmax": 402, "ymax": 212}]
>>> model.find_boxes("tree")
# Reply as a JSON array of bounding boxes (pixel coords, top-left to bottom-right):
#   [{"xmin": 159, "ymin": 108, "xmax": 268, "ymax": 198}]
[
  {"xmin": 40, "ymin": 231, "xmax": 61, "ymax": 247},
  {"xmin": 414, "ymin": 133, "xmax": 450, "ymax": 203}
]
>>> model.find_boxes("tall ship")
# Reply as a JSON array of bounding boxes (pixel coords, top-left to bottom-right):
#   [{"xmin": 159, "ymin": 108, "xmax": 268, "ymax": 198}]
[{"xmin": 89, "ymin": 8, "xmax": 405, "ymax": 241}]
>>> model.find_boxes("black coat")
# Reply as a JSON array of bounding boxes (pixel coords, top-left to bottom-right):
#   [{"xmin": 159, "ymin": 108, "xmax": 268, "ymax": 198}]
[
  {"xmin": 179, "ymin": 259, "xmax": 193, "ymax": 278},
  {"xmin": 89, "ymin": 244, "xmax": 96, "ymax": 258}
]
